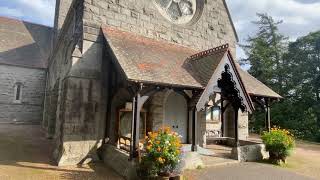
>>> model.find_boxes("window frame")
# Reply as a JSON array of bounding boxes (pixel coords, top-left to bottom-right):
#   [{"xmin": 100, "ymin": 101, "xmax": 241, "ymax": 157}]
[{"xmin": 13, "ymin": 83, "xmax": 23, "ymax": 103}]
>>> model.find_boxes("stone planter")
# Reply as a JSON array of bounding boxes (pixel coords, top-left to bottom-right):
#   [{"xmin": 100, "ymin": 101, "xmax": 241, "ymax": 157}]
[
  {"xmin": 138, "ymin": 174, "xmax": 183, "ymax": 180},
  {"xmin": 138, "ymin": 176, "xmax": 170, "ymax": 180},
  {"xmin": 269, "ymin": 151, "xmax": 286, "ymax": 164}
]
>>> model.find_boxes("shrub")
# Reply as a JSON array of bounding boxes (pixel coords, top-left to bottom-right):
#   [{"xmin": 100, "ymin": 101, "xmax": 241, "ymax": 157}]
[
  {"xmin": 261, "ymin": 127, "xmax": 295, "ymax": 164},
  {"xmin": 315, "ymin": 130, "xmax": 320, "ymax": 143},
  {"xmin": 138, "ymin": 126, "xmax": 182, "ymax": 178}
]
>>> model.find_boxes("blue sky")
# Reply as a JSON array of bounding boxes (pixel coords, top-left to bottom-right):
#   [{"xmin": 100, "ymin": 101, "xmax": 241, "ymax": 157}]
[
  {"xmin": 225, "ymin": 0, "xmax": 320, "ymax": 58},
  {"xmin": 0, "ymin": 0, "xmax": 319, "ymax": 58},
  {"xmin": 0, "ymin": 0, "xmax": 55, "ymax": 26}
]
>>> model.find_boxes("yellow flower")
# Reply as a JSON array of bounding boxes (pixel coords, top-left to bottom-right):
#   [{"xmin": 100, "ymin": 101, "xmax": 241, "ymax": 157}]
[
  {"xmin": 158, "ymin": 157, "xmax": 165, "ymax": 164},
  {"xmin": 157, "ymin": 147, "xmax": 161, "ymax": 152},
  {"xmin": 164, "ymin": 126, "xmax": 171, "ymax": 133}
]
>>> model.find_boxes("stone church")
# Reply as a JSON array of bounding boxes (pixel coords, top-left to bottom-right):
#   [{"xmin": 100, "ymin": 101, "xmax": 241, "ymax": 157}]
[{"xmin": 0, "ymin": 0, "xmax": 281, "ymax": 173}]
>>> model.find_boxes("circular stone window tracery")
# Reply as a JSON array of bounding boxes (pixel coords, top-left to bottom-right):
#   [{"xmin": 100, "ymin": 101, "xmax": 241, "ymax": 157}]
[{"xmin": 154, "ymin": 0, "xmax": 204, "ymax": 25}]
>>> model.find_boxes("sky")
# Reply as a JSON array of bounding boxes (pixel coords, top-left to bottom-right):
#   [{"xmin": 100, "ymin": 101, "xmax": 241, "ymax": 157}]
[
  {"xmin": 225, "ymin": 0, "xmax": 320, "ymax": 58},
  {"xmin": 0, "ymin": 0, "xmax": 319, "ymax": 58}
]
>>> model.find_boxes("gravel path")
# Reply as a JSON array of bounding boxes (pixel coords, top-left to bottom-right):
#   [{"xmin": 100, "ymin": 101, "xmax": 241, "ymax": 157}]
[{"xmin": 184, "ymin": 162, "xmax": 315, "ymax": 180}]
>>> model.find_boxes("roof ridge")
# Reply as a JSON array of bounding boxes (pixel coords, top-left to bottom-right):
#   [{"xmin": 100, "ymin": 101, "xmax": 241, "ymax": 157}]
[
  {"xmin": 188, "ymin": 44, "xmax": 229, "ymax": 60},
  {"xmin": 0, "ymin": 16, "xmax": 53, "ymax": 29}
]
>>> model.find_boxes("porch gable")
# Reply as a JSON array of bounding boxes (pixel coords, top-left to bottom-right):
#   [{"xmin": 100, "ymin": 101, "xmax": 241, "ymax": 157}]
[{"xmin": 196, "ymin": 50, "xmax": 254, "ymax": 113}]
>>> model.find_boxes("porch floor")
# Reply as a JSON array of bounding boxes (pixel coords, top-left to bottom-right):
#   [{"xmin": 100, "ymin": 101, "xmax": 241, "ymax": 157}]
[
  {"xmin": 182, "ymin": 144, "xmax": 238, "ymax": 168},
  {"xmin": 200, "ymin": 144, "xmax": 238, "ymax": 167}
]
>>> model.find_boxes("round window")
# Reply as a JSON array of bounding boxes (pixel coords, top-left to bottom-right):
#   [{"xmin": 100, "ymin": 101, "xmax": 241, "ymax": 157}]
[{"xmin": 154, "ymin": 0, "xmax": 204, "ymax": 25}]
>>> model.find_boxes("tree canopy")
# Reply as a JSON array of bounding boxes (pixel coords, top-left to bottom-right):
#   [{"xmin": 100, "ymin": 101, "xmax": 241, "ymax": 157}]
[{"xmin": 242, "ymin": 13, "xmax": 320, "ymax": 142}]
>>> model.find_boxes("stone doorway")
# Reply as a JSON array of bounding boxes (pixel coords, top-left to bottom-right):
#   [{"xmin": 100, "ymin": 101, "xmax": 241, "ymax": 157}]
[{"xmin": 164, "ymin": 91, "xmax": 188, "ymax": 143}]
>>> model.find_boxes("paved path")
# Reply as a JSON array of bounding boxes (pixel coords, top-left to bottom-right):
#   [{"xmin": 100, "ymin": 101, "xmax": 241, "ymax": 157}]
[
  {"xmin": 184, "ymin": 162, "xmax": 316, "ymax": 180},
  {"xmin": 0, "ymin": 124, "xmax": 123, "ymax": 180}
]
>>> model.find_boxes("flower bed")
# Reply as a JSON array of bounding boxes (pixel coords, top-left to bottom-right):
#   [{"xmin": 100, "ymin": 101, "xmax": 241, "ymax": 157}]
[
  {"xmin": 262, "ymin": 127, "xmax": 295, "ymax": 164},
  {"xmin": 137, "ymin": 127, "xmax": 182, "ymax": 179}
]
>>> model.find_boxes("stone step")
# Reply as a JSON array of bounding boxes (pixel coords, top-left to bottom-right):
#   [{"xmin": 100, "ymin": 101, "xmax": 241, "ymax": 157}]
[{"xmin": 201, "ymin": 156, "xmax": 239, "ymax": 168}]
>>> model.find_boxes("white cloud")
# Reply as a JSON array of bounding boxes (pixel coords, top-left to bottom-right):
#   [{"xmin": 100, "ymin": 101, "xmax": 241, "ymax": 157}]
[
  {"xmin": 0, "ymin": 7, "xmax": 23, "ymax": 18},
  {"xmin": 0, "ymin": 0, "xmax": 55, "ymax": 26},
  {"xmin": 18, "ymin": 0, "xmax": 55, "ymax": 25},
  {"xmin": 226, "ymin": 0, "xmax": 320, "ymax": 59}
]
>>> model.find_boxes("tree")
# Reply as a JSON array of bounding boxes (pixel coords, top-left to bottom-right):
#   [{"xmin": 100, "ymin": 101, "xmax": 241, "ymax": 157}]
[
  {"xmin": 241, "ymin": 13, "xmax": 288, "ymax": 95},
  {"xmin": 241, "ymin": 13, "xmax": 320, "ymax": 141},
  {"xmin": 241, "ymin": 13, "xmax": 289, "ymax": 132},
  {"xmin": 286, "ymin": 31, "xmax": 320, "ymax": 129}
]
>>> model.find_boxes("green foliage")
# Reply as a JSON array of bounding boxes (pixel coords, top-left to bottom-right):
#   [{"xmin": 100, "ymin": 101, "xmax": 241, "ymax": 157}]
[
  {"xmin": 262, "ymin": 128, "xmax": 295, "ymax": 164},
  {"xmin": 138, "ymin": 127, "xmax": 182, "ymax": 177},
  {"xmin": 241, "ymin": 13, "xmax": 288, "ymax": 94},
  {"xmin": 243, "ymin": 13, "xmax": 320, "ymax": 142}
]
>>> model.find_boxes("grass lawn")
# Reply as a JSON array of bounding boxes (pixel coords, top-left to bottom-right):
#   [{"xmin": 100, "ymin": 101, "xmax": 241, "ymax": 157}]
[
  {"xmin": 250, "ymin": 134, "xmax": 320, "ymax": 179},
  {"xmin": 283, "ymin": 140, "xmax": 320, "ymax": 179}
]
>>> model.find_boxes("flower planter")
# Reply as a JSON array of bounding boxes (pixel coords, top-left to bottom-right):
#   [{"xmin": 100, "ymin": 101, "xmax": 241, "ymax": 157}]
[
  {"xmin": 269, "ymin": 151, "xmax": 286, "ymax": 164},
  {"xmin": 138, "ymin": 175, "xmax": 183, "ymax": 180},
  {"xmin": 138, "ymin": 127, "xmax": 182, "ymax": 180}
]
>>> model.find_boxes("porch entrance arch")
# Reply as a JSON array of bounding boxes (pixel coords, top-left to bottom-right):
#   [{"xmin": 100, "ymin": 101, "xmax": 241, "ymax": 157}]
[{"xmin": 164, "ymin": 91, "xmax": 188, "ymax": 143}]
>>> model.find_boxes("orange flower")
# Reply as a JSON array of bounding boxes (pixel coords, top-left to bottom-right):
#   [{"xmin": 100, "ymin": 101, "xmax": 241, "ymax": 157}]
[
  {"xmin": 164, "ymin": 126, "xmax": 171, "ymax": 133},
  {"xmin": 157, "ymin": 147, "xmax": 161, "ymax": 152},
  {"xmin": 158, "ymin": 157, "xmax": 165, "ymax": 164}
]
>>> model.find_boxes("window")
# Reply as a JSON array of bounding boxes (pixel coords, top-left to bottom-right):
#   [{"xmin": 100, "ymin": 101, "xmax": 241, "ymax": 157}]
[
  {"xmin": 206, "ymin": 105, "xmax": 221, "ymax": 122},
  {"xmin": 14, "ymin": 83, "xmax": 22, "ymax": 103}
]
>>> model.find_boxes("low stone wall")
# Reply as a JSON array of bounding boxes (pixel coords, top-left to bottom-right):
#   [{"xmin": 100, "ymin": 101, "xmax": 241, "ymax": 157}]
[
  {"xmin": 231, "ymin": 143, "xmax": 269, "ymax": 162},
  {"xmin": 206, "ymin": 137, "xmax": 268, "ymax": 162},
  {"xmin": 102, "ymin": 144, "xmax": 137, "ymax": 180}
]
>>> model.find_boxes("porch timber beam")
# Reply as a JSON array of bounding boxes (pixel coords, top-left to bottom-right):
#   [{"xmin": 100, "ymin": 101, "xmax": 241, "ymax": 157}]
[
  {"xmin": 191, "ymin": 107, "xmax": 198, "ymax": 151},
  {"xmin": 174, "ymin": 89, "xmax": 191, "ymax": 101},
  {"xmin": 130, "ymin": 95, "xmax": 138, "ymax": 160},
  {"xmin": 234, "ymin": 106, "xmax": 240, "ymax": 147},
  {"xmin": 251, "ymin": 96, "xmax": 272, "ymax": 132},
  {"xmin": 130, "ymin": 83, "xmax": 162, "ymax": 160},
  {"xmin": 265, "ymin": 97, "xmax": 271, "ymax": 132},
  {"xmin": 141, "ymin": 86, "xmax": 163, "ymax": 97},
  {"xmin": 251, "ymin": 96, "xmax": 265, "ymax": 109},
  {"xmin": 221, "ymin": 98, "xmax": 224, "ymax": 137}
]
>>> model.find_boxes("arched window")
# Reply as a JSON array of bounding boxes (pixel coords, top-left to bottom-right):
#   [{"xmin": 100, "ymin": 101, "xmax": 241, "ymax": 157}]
[{"xmin": 13, "ymin": 83, "xmax": 22, "ymax": 103}]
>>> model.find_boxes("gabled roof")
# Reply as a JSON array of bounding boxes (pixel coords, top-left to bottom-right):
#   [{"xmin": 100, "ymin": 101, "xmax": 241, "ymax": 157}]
[
  {"xmin": 0, "ymin": 16, "xmax": 52, "ymax": 69},
  {"xmin": 195, "ymin": 47, "xmax": 254, "ymax": 113},
  {"xmin": 184, "ymin": 45, "xmax": 229, "ymax": 86},
  {"xmin": 102, "ymin": 26, "xmax": 202, "ymax": 89},
  {"xmin": 101, "ymin": 26, "xmax": 281, "ymax": 101},
  {"xmin": 237, "ymin": 66, "xmax": 282, "ymax": 99}
]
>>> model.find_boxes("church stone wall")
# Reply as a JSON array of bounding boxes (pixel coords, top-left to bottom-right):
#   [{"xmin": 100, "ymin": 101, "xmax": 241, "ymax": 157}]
[
  {"xmin": 45, "ymin": 0, "xmax": 107, "ymax": 165},
  {"xmin": 0, "ymin": 64, "xmax": 46, "ymax": 123},
  {"xmin": 83, "ymin": 0, "xmax": 237, "ymax": 51},
  {"xmin": 53, "ymin": 0, "xmax": 74, "ymax": 44},
  {"xmin": 46, "ymin": 0, "xmax": 241, "ymax": 166},
  {"xmin": 224, "ymin": 106, "xmax": 249, "ymax": 140}
]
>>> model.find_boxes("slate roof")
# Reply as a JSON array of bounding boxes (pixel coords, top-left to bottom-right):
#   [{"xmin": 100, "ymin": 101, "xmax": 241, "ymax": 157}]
[
  {"xmin": 102, "ymin": 26, "xmax": 281, "ymax": 99},
  {"xmin": 0, "ymin": 16, "xmax": 53, "ymax": 69},
  {"xmin": 184, "ymin": 45, "xmax": 229, "ymax": 87},
  {"xmin": 237, "ymin": 66, "xmax": 282, "ymax": 99},
  {"xmin": 102, "ymin": 26, "xmax": 202, "ymax": 89}
]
